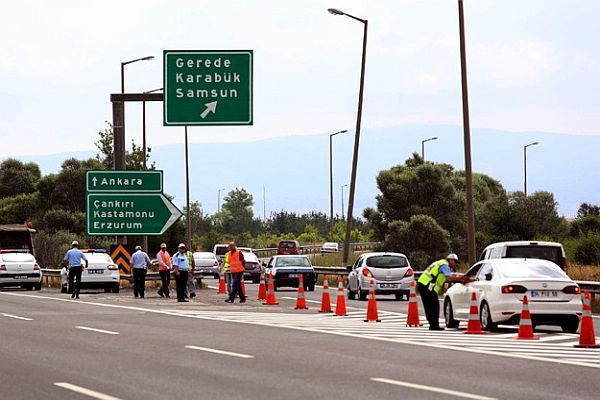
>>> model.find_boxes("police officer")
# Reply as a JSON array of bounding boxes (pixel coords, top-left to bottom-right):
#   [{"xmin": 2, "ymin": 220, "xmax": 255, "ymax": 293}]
[
  {"xmin": 225, "ymin": 242, "xmax": 246, "ymax": 303},
  {"xmin": 129, "ymin": 245, "xmax": 151, "ymax": 298},
  {"xmin": 417, "ymin": 253, "xmax": 471, "ymax": 330},
  {"xmin": 184, "ymin": 247, "xmax": 197, "ymax": 299},
  {"xmin": 63, "ymin": 241, "xmax": 88, "ymax": 299},
  {"xmin": 172, "ymin": 243, "xmax": 190, "ymax": 303}
]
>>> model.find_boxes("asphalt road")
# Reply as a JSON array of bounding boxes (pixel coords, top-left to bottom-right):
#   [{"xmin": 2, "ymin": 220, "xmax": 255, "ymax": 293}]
[{"xmin": 1, "ymin": 284, "xmax": 599, "ymax": 400}]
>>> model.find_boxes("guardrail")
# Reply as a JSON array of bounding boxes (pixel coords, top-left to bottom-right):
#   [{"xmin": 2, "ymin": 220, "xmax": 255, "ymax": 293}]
[
  {"xmin": 253, "ymin": 242, "xmax": 380, "ymax": 258},
  {"xmin": 40, "ymin": 268, "xmax": 202, "ymax": 287}
]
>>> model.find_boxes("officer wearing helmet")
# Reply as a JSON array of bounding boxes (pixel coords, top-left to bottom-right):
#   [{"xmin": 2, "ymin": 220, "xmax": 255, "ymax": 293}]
[{"xmin": 417, "ymin": 253, "xmax": 471, "ymax": 330}]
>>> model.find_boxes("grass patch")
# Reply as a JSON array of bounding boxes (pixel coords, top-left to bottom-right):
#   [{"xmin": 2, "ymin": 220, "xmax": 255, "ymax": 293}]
[{"xmin": 568, "ymin": 264, "xmax": 600, "ymax": 281}]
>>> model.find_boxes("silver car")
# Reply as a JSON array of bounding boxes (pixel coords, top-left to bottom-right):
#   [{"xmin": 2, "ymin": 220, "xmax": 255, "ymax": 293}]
[
  {"xmin": 193, "ymin": 252, "xmax": 220, "ymax": 279},
  {"xmin": 346, "ymin": 252, "xmax": 414, "ymax": 301}
]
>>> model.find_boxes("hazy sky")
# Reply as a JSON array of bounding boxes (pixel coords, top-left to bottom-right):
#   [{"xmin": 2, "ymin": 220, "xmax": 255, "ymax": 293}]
[{"xmin": 1, "ymin": 0, "xmax": 599, "ymax": 158}]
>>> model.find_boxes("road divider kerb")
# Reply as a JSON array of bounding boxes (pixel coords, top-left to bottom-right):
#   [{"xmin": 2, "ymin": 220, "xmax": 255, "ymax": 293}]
[
  {"xmin": 1, "ymin": 313, "xmax": 33, "ymax": 321},
  {"xmin": 370, "ymin": 377, "xmax": 497, "ymax": 400},
  {"xmin": 186, "ymin": 345, "xmax": 253, "ymax": 359},
  {"xmin": 76, "ymin": 326, "xmax": 120, "ymax": 335},
  {"xmin": 54, "ymin": 382, "xmax": 122, "ymax": 400}
]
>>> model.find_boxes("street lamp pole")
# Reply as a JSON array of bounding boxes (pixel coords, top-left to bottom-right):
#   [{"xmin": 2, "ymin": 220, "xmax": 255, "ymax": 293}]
[
  {"xmin": 523, "ymin": 142, "xmax": 539, "ymax": 196},
  {"xmin": 329, "ymin": 129, "xmax": 348, "ymax": 240},
  {"xmin": 328, "ymin": 8, "xmax": 368, "ymax": 265},
  {"xmin": 457, "ymin": 0, "xmax": 476, "ymax": 266},
  {"xmin": 218, "ymin": 188, "xmax": 226, "ymax": 213},
  {"xmin": 421, "ymin": 136, "xmax": 438, "ymax": 160},
  {"xmin": 121, "ymin": 56, "xmax": 155, "ymax": 94},
  {"xmin": 341, "ymin": 184, "xmax": 348, "ymax": 221}
]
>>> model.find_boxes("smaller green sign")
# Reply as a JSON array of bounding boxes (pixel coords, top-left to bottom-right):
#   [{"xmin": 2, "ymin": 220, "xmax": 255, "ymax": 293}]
[{"xmin": 86, "ymin": 171, "xmax": 163, "ymax": 193}]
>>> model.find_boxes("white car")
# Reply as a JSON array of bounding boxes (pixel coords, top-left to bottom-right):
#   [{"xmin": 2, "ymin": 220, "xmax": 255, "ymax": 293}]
[
  {"xmin": 321, "ymin": 242, "xmax": 339, "ymax": 254},
  {"xmin": 61, "ymin": 250, "xmax": 120, "ymax": 293},
  {"xmin": 443, "ymin": 258, "xmax": 581, "ymax": 333},
  {"xmin": 193, "ymin": 252, "xmax": 220, "ymax": 279},
  {"xmin": 0, "ymin": 250, "xmax": 42, "ymax": 290},
  {"xmin": 346, "ymin": 252, "xmax": 414, "ymax": 301}
]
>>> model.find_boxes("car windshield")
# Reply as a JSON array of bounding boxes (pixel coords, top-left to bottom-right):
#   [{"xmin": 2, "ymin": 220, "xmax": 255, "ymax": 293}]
[
  {"xmin": 214, "ymin": 247, "xmax": 228, "ymax": 256},
  {"xmin": 1, "ymin": 253, "xmax": 35, "ymax": 262},
  {"xmin": 276, "ymin": 257, "xmax": 310, "ymax": 268},
  {"xmin": 323, "ymin": 243, "xmax": 337, "ymax": 247},
  {"xmin": 87, "ymin": 253, "xmax": 113, "ymax": 263},
  {"xmin": 194, "ymin": 253, "xmax": 214, "ymax": 259},
  {"xmin": 366, "ymin": 255, "xmax": 408, "ymax": 269},
  {"xmin": 279, "ymin": 241, "xmax": 296, "ymax": 249},
  {"xmin": 505, "ymin": 246, "xmax": 562, "ymax": 265},
  {"xmin": 498, "ymin": 263, "xmax": 569, "ymax": 280}
]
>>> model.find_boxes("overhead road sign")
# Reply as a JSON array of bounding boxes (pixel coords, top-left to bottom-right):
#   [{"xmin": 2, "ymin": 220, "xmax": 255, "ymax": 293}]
[
  {"xmin": 86, "ymin": 171, "xmax": 163, "ymax": 193},
  {"xmin": 163, "ymin": 50, "xmax": 253, "ymax": 126},
  {"xmin": 86, "ymin": 193, "xmax": 182, "ymax": 235}
]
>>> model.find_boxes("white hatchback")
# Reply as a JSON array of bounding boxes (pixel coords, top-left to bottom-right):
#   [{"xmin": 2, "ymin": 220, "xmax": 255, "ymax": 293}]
[
  {"xmin": 0, "ymin": 250, "xmax": 42, "ymax": 290},
  {"xmin": 61, "ymin": 250, "xmax": 120, "ymax": 294},
  {"xmin": 443, "ymin": 258, "xmax": 581, "ymax": 333}
]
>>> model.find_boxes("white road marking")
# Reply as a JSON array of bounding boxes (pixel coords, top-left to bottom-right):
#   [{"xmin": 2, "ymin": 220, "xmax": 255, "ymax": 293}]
[
  {"xmin": 75, "ymin": 326, "xmax": 119, "ymax": 335},
  {"xmin": 1, "ymin": 313, "xmax": 33, "ymax": 321},
  {"xmin": 371, "ymin": 377, "xmax": 497, "ymax": 400},
  {"xmin": 54, "ymin": 382, "xmax": 122, "ymax": 400},
  {"xmin": 185, "ymin": 345, "xmax": 253, "ymax": 359}
]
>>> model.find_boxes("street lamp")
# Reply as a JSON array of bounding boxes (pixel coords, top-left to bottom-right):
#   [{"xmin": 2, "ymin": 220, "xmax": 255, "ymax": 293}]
[
  {"xmin": 523, "ymin": 142, "xmax": 539, "ymax": 196},
  {"xmin": 121, "ymin": 55, "xmax": 154, "ymax": 93},
  {"xmin": 330, "ymin": 129, "xmax": 348, "ymax": 239},
  {"xmin": 142, "ymin": 88, "xmax": 163, "ymax": 170},
  {"xmin": 218, "ymin": 188, "xmax": 226, "ymax": 213},
  {"xmin": 421, "ymin": 136, "xmax": 438, "ymax": 160},
  {"xmin": 341, "ymin": 184, "xmax": 348, "ymax": 220},
  {"xmin": 328, "ymin": 7, "xmax": 368, "ymax": 265}
]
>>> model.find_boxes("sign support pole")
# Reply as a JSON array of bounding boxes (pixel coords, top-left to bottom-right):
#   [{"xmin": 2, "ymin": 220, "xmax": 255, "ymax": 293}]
[{"xmin": 184, "ymin": 126, "xmax": 192, "ymax": 251}]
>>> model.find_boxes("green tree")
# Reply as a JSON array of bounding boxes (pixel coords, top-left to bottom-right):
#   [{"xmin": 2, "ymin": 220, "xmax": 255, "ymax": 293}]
[
  {"xmin": 216, "ymin": 188, "xmax": 257, "ymax": 235},
  {"xmin": 0, "ymin": 193, "xmax": 39, "ymax": 224},
  {"xmin": 95, "ymin": 122, "xmax": 155, "ymax": 170},
  {"xmin": 50, "ymin": 158, "xmax": 105, "ymax": 212},
  {"xmin": 0, "ymin": 158, "xmax": 41, "ymax": 198},
  {"xmin": 183, "ymin": 201, "xmax": 212, "ymax": 236},
  {"xmin": 296, "ymin": 225, "xmax": 325, "ymax": 244}
]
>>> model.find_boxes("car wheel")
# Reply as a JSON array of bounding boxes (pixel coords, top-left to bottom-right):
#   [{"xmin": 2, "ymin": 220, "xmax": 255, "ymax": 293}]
[
  {"xmin": 308, "ymin": 285, "xmax": 315, "ymax": 292},
  {"xmin": 560, "ymin": 317, "xmax": 579, "ymax": 334},
  {"xmin": 347, "ymin": 285, "xmax": 356, "ymax": 300},
  {"xmin": 26, "ymin": 285, "xmax": 33, "ymax": 291},
  {"xmin": 395, "ymin": 293, "xmax": 404, "ymax": 301},
  {"xmin": 214, "ymin": 274, "xmax": 220, "ymax": 280},
  {"xmin": 252, "ymin": 277, "xmax": 260, "ymax": 284},
  {"xmin": 444, "ymin": 299, "xmax": 460, "ymax": 329},
  {"xmin": 112, "ymin": 284, "xmax": 120, "ymax": 294},
  {"xmin": 34, "ymin": 283, "xmax": 42, "ymax": 291},
  {"xmin": 358, "ymin": 285, "xmax": 367, "ymax": 301},
  {"xmin": 61, "ymin": 284, "xmax": 67, "ymax": 294},
  {"xmin": 104, "ymin": 286, "xmax": 112, "ymax": 293},
  {"xmin": 480, "ymin": 301, "xmax": 497, "ymax": 331}
]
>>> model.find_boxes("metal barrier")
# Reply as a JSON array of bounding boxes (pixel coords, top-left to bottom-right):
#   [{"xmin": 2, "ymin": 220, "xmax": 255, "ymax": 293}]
[
  {"xmin": 253, "ymin": 242, "xmax": 380, "ymax": 258},
  {"xmin": 40, "ymin": 269, "xmax": 202, "ymax": 287}
]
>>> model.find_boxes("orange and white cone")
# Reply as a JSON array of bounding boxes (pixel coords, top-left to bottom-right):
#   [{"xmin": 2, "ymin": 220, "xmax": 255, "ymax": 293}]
[
  {"xmin": 406, "ymin": 280, "xmax": 422, "ymax": 327},
  {"xmin": 319, "ymin": 275, "xmax": 332, "ymax": 313},
  {"xmin": 334, "ymin": 276, "xmax": 347, "ymax": 316},
  {"xmin": 513, "ymin": 295, "xmax": 539, "ymax": 340},
  {"xmin": 464, "ymin": 292, "xmax": 487, "ymax": 334},
  {"xmin": 262, "ymin": 272, "xmax": 279, "ymax": 305},
  {"xmin": 217, "ymin": 271, "xmax": 227, "ymax": 294},
  {"xmin": 364, "ymin": 279, "xmax": 381, "ymax": 322},
  {"xmin": 256, "ymin": 271, "xmax": 267, "ymax": 300},
  {"xmin": 241, "ymin": 278, "xmax": 247, "ymax": 297},
  {"xmin": 294, "ymin": 275, "xmax": 308, "ymax": 310},
  {"xmin": 575, "ymin": 291, "xmax": 600, "ymax": 348}
]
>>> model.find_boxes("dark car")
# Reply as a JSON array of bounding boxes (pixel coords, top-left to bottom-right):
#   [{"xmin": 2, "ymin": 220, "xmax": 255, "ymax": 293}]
[
  {"xmin": 277, "ymin": 240, "xmax": 301, "ymax": 255},
  {"xmin": 266, "ymin": 255, "xmax": 316, "ymax": 291}
]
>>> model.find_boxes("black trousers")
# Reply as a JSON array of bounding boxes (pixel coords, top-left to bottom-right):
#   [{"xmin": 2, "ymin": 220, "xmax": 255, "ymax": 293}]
[
  {"xmin": 159, "ymin": 270, "xmax": 170, "ymax": 297},
  {"xmin": 229, "ymin": 272, "xmax": 245, "ymax": 301},
  {"xmin": 68, "ymin": 265, "xmax": 83, "ymax": 295},
  {"xmin": 132, "ymin": 268, "xmax": 147, "ymax": 297},
  {"xmin": 417, "ymin": 282, "xmax": 441, "ymax": 328},
  {"xmin": 176, "ymin": 270, "xmax": 189, "ymax": 301}
]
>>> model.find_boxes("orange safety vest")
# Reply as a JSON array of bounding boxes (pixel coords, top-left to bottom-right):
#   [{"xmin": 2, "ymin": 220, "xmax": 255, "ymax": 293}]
[
  {"xmin": 157, "ymin": 250, "xmax": 172, "ymax": 271},
  {"xmin": 228, "ymin": 250, "xmax": 244, "ymax": 273}
]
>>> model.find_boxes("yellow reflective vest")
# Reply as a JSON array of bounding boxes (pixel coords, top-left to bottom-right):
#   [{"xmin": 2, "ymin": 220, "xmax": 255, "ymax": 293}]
[{"xmin": 418, "ymin": 259, "xmax": 448, "ymax": 294}]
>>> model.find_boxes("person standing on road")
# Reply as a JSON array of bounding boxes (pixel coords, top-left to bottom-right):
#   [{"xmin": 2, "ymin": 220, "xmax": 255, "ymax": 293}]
[
  {"xmin": 417, "ymin": 253, "xmax": 472, "ymax": 330},
  {"xmin": 222, "ymin": 251, "xmax": 232, "ymax": 295},
  {"xmin": 225, "ymin": 242, "xmax": 246, "ymax": 303},
  {"xmin": 63, "ymin": 241, "xmax": 88, "ymax": 299},
  {"xmin": 172, "ymin": 243, "xmax": 191, "ymax": 303},
  {"xmin": 184, "ymin": 247, "xmax": 197, "ymax": 299},
  {"xmin": 130, "ymin": 245, "xmax": 151, "ymax": 298},
  {"xmin": 156, "ymin": 243, "xmax": 172, "ymax": 298}
]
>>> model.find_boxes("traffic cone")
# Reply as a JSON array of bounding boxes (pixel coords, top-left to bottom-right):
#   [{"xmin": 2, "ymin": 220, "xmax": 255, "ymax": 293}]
[
  {"xmin": 406, "ymin": 280, "xmax": 422, "ymax": 327},
  {"xmin": 217, "ymin": 271, "xmax": 227, "ymax": 294},
  {"xmin": 364, "ymin": 279, "xmax": 381, "ymax": 322},
  {"xmin": 463, "ymin": 292, "xmax": 487, "ymax": 334},
  {"xmin": 574, "ymin": 291, "xmax": 600, "ymax": 348},
  {"xmin": 319, "ymin": 275, "xmax": 332, "ymax": 313},
  {"xmin": 334, "ymin": 276, "xmax": 347, "ymax": 316},
  {"xmin": 294, "ymin": 275, "xmax": 308, "ymax": 310},
  {"xmin": 262, "ymin": 272, "xmax": 279, "ymax": 305},
  {"xmin": 241, "ymin": 279, "xmax": 247, "ymax": 297},
  {"xmin": 256, "ymin": 271, "xmax": 267, "ymax": 300},
  {"xmin": 513, "ymin": 295, "xmax": 539, "ymax": 340}
]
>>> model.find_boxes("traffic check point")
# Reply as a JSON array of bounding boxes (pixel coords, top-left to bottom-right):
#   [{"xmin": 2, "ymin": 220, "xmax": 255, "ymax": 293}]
[
  {"xmin": 463, "ymin": 292, "xmax": 487, "ymax": 334},
  {"xmin": 406, "ymin": 280, "xmax": 422, "ymax": 327},
  {"xmin": 256, "ymin": 271, "xmax": 267, "ymax": 301},
  {"xmin": 364, "ymin": 279, "xmax": 381, "ymax": 322},
  {"xmin": 263, "ymin": 272, "xmax": 279, "ymax": 305},
  {"xmin": 294, "ymin": 275, "xmax": 308, "ymax": 310},
  {"xmin": 575, "ymin": 291, "xmax": 600, "ymax": 348},
  {"xmin": 514, "ymin": 295, "xmax": 539, "ymax": 340},
  {"xmin": 319, "ymin": 275, "xmax": 332, "ymax": 313},
  {"xmin": 334, "ymin": 276, "xmax": 347, "ymax": 316}
]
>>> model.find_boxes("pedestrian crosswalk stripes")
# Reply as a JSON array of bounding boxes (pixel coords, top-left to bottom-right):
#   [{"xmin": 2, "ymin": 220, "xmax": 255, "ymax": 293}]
[{"xmin": 167, "ymin": 309, "xmax": 600, "ymax": 369}]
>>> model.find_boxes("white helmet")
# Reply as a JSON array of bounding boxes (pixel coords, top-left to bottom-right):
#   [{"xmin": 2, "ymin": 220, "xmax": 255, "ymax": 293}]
[
  {"xmin": 447, "ymin": 253, "xmax": 459, "ymax": 262},
  {"xmin": 71, "ymin": 241, "xmax": 79, "ymax": 247}
]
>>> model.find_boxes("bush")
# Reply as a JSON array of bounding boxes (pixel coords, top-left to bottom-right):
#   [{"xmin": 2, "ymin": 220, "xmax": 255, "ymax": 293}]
[{"xmin": 574, "ymin": 234, "xmax": 600, "ymax": 265}]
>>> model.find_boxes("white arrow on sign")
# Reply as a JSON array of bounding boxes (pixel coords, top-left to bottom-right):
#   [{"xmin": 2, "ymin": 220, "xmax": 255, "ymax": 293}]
[
  {"xmin": 200, "ymin": 101, "xmax": 218, "ymax": 119},
  {"xmin": 159, "ymin": 194, "xmax": 184, "ymax": 234},
  {"xmin": 92, "ymin": 177, "xmax": 98, "ymax": 186}
]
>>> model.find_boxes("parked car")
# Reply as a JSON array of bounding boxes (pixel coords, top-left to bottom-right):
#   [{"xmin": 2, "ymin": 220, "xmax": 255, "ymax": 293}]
[
  {"xmin": 193, "ymin": 251, "xmax": 220, "ymax": 279},
  {"xmin": 321, "ymin": 242, "xmax": 339, "ymax": 254},
  {"xmin": 479, "ymin": 241, "xmax": 569, "ymax": 272},
  {"xmin": 265, "ymin": 255, "xmax": 316, "ymax": 291},
  {"xmin": 241, "ymin": 250, "xmax": 262, "ymax": 283},
  {"xmin": 346, "ymin": 252, "xmax": 413, "ymax": 301},
  {"xmin": 60, "ymin": 249, "xmax": 120, "ymax": 293},
  {"xmin": 443, "ymin": 258, "xmax": 581, "ymax": 333},
  {"xmin": 213, "ymin": 244, "xmax": 229, "ymax": 263},
  {"xmin": 0, "ymin": 249, "xmax": 42, "ymax": 290},
  {"xmin": 238, "ymin": 247, "xmax": 253, "ymax": 253},
  {"xmin": 277, "ymin": 240, "xmax": 301, "ymax": 255}
]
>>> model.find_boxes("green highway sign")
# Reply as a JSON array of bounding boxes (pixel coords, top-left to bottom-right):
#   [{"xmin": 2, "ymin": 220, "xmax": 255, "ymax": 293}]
[
  {"xmin": 86, "ymin": 193, "xmax": 183, "ymax": 235},
  {"xmin": 86, "ymin": 171, "xmax": 163, "ymax": 193},
  {"xmin": 163, "ymin": 50, "xmax": 253, "ymax": 126}
]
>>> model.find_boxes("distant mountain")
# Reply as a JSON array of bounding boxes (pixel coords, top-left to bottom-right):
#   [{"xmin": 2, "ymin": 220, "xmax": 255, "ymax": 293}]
[{"xmin": 14, "ymin": 125, "xmax": 600, "ymax": 218}]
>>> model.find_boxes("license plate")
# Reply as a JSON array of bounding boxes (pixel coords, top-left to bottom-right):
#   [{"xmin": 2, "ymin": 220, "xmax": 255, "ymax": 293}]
[
  {"xmin": 87, "ymin": 269, "xmax": 104, "ymax": 275},
  {"xmin": 530, "ymin": 290, "xmax": 558, "ymax": 297},
  {"xmin": 13, "ymin": 275, "xmax": 27, "ymax": 280},
  {"xmin": 288, "ymin": 274, "xmax": 300, "ymax": 278},
  {"xmin": 379, "ymin": 283, "xmax": 398, "ymax": 289}
]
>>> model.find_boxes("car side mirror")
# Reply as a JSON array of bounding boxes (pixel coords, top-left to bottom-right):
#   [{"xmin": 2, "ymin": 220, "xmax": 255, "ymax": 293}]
[
  {"xmin": 262, "ymin": 262, "xmax": 267, "ymax": 268},
  {"xmin": 346, "ymin": 265, "xmax": 353, "ymax": 271},
  {"xmin": 485, "ymin": 273, "xmax": 493, "ymax": 281}
]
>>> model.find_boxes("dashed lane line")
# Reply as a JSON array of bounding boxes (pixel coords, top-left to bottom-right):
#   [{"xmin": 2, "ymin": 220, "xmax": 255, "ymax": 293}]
[
  {"xmin": 1, "ymin": 313, "xmax": 33, "ymax": 321},
  {"xmin": 75, "ymin": 326, "xmax": 120, "ymax": 335},
  {"xmin": 371, "ymin": 378, "xmax": 497, "ymax": 400},
  {"xmin": 54, "ymin": 382, "xmax": 122, "ymax": 400},
  {"xmin": 185, "ymin": 345, "xmax": 254, "ymax": 359}
]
